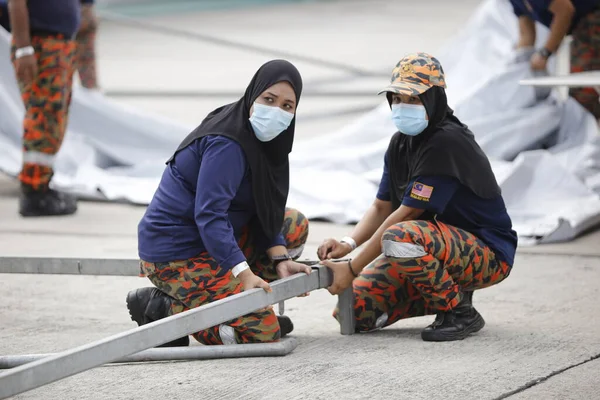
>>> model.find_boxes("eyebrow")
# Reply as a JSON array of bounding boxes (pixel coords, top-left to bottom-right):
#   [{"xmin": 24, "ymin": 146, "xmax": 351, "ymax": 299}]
[{"xmin": 266, "ymin": 91, "xmax": 296, "ymax": 104}]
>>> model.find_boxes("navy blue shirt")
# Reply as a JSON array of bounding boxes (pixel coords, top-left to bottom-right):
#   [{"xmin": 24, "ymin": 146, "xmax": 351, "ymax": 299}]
[
  {"xmin": 377, "ymin": 157, "xmax": 518, "ymax": 266},
  {"xmin": 510, "ymin": 0, "xmax": 599, "ymax": 32},
  {"xmin": 1, "ymin": 0, "xmax": 81, "ymax": 37},
  {"xmin": 0, "ymin": 1, "xmax": 9, "ymax": 31},
  {"xmin": 138, "ymin": 136, "xmax": 286, "ymax": 270}
]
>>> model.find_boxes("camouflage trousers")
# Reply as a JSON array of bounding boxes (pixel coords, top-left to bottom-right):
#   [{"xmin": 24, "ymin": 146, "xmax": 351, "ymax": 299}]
[
  {"xmin": 76, "ymin": 4, "xmax": 99, "ymax": 89},
  {"xmin": 11, "ymin": 34, "xmax": 76, "ymax": 191},
  {"xmin": 570, "ymin": 9, "xmax": 600, "ymax": 119},
  {"xmin": 334, "ymin": 220, "xmax": 511, "ymax": 332},
  {"xmin": 140, "ymin": 208, "xmax": 309, "ymax": 345}
]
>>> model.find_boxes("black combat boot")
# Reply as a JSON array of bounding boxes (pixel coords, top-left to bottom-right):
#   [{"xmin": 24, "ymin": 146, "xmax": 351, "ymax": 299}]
[
  {"xmin": 277, "ymin": 315, "xmax": 294, "ymax": 338},
  {"xmin": 19, "ymin": 185, "xmax": 78, "ymax": 217},
  {"xmin": 126, "ymin": 287, "xmax": 190, "ymax": 347},
  {"xmin": 421, "ymin": 290, "xmax": 485, "ymax": 342}
]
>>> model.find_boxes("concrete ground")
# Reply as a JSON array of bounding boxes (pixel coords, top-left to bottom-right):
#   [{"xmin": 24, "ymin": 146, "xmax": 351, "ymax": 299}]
[{"xmin": 2, "ymin": 0, "xmax": 600, "ymax": 399}]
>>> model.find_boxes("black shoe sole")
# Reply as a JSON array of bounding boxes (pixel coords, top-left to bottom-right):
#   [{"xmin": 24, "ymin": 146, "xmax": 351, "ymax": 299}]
[
  {"xmin": 19, "ymin": 207, "xmax": 77, "ymax": 217},
  {"xmin": 277, "ymin": 315, "xmax": 294, "ymax": 338},
  {"xmin": 421, "ymin": 312, "xmax": 486, "ymax": 342},
  {"xmin": 126, "ymin": 289, "xmax": 190, "ymax": 347}
]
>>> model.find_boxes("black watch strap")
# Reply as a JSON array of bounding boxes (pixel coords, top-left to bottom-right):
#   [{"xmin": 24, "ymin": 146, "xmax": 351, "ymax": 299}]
[
  {"xmin": 271, "ymin": 254, "xmax": 292, "ymax": 266},
  {"xmin": 538, "ymin": 47, "xmax": 552, "ymax": 59}
]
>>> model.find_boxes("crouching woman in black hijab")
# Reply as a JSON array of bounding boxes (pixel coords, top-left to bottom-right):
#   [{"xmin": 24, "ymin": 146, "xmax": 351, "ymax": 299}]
[
  {"xmin": 127, "ymin": 60, "xmax": 312, "ymax": 346},
  {"xmin": 319, "ymin": 53, "xmax": 518, "ymax": 342}
]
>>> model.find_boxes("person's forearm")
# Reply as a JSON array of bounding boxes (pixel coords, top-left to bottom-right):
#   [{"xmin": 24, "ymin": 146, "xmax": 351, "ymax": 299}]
[
  {"xmin": 8, "ymin": 0, "xmax": 30, "ymax": 48},
  {"xmin": 517, "ymin": 16, "xmax": 536, "ymax": 48},
  {"xmin": 267, "ymin": 245, "xmax": 288, "ymax": 258},
  {"xmin": 351, "ymin": 205, "xmax": 423, "ymax": 273},
  {"xmin": 348, "ymin": 201, "xmax": 393, "ymax": 247},
  {"xmin": 544, "ymin": 0, "xmax": 575, "ymax": 53}
]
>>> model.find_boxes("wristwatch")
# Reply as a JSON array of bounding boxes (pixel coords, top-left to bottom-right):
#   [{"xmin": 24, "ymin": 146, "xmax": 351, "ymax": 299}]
[
  {"xmin": 271, "ymin": 254, "xmax": 292, "ymax": 266},
  {"xmin": 537, "ymin": 47, "xmax": 552, "ymax": 59}
]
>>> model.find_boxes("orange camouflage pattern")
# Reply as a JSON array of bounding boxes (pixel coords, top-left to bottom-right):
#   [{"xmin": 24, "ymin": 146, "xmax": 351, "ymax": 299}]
[
  {"xmin": 378, "ymin": 52, "xmax": 447, "ymax": 96},
  {"xmin": 569, "ymin": 9, "xmax": 600, "ymax": 119},
  {"xmin": 333, "ymin": 220, "xmax": 511, "ymax": 332},
  {"xmin": 11, "ymin": 34, "xmax": 76, "ymax": 191},
  {"xmin": 139, "ymin": 208, "xmax": 309, "ymax": 345}
]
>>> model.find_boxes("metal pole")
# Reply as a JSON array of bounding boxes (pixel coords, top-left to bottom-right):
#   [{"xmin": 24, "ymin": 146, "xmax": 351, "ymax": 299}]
[
  {"xmin": 0, "ymin": 266, "xmax": 331, "ymax": 399},
  {"xmin": 0, "ymin": 257, "xmax": 323, "ymax": 276},
  {"xmin": 0, "ymin": 338, "xmax": 298, "ymax": 369},
  {"xmin": 337, "ymin": 287, "xmax": 356, "ymax": 335},
  {"xmin": 0, "ymin": 257, "xmax": 140, "ymax": 276}
]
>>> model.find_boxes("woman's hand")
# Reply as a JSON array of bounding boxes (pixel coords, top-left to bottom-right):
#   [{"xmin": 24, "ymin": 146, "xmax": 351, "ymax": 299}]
[
  {"xmin": 320, "ymin": 259, "xmax": 355, "ymax": 295},
  {"xmin": 276, "ymin": 260, "xmax": 312, "ymax": 297},
  {"xmin": 317, "ymin": 238, "xmax": 352, "ymax": 260},
  {"xmin": 276, "ymin": 260, "xmax": 312, "ymax": 279},
  {"xmin": 237, "ymin": 269, "xmax": 271, "ymax": 292}
]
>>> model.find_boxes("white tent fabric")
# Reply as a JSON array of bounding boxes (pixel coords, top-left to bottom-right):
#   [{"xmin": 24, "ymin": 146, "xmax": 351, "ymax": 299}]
[{"xmin": 1, "ymin": 0, "xmax": 599, "ymax": 245}]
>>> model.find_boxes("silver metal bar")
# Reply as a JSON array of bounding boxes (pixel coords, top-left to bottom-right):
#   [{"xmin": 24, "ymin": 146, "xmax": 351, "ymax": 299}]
[
  {"xmin": 0, "ymin": 257, "xmax": 322, "ymax": 277},
  {"xmin": 338, "ymin": 287, "xmax": 356, "ymax": 335},
  {"xmin": 0, "ymin": 257, "xmax": 140, "ymax": 276},
  {"xmin": 0, "ymin": 338, "xmax": 298, "ymax": 369},
  {"xmin": 0, "ymin": 266, "xmax": 331, "ymax": 399}
]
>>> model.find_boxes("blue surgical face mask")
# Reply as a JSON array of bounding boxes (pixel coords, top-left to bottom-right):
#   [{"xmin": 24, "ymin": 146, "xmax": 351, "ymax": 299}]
[
  {"xmin": 249, "ymin": 102, "xmax": 295, "ymax": 142},
  {"xmin": 391, "ymin": 103, "xmax": 429, "ymax": 136}
]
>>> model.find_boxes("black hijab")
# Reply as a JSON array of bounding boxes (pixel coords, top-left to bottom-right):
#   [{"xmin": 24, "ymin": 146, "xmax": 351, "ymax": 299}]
[
  {"xmin": 386, "ymin": 86, "xmax": 500, "ymax": 210},
  {"xmin": 167, "ymin": 59, "xmax": 303, "ymax": 240}
]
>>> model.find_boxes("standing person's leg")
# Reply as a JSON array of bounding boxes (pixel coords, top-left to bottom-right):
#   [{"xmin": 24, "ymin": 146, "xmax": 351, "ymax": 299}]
[
  {"xmin": 569, "ymin": 9, "xmax": 600, "ymax": 120},
  {"xmin": 75, "ymin": 3, "xmax": 99, "ymax": 89},
  {"xmin": 11, "ymin": 34, "xmax": 78, "ymax": 216}
]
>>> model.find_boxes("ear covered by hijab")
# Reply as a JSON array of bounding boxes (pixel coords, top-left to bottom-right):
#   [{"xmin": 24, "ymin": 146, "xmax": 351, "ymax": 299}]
[{"xmin": 168, "ymin": 59, "xmax": 303, "ymax": 241}]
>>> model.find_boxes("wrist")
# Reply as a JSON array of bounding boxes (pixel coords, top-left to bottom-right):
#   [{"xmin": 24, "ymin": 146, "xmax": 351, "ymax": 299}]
[
  {"xmin": 537, "ymin": 47, "xmax": 552, "ymax": 59},
  {"xmin": 15, "ymin": 45, "xmax": 34, "ymax": 59},
  {"xmin": 340, "ymin": 236, "xmax": 357, "ymax": 251},
  {"xmin": 348, "ymin": 259, "xmax": 358, "ymax": 278},
  {"xmin": 271, "ymin": 253, "xmax": 292, "ymax": 267},
  {"xmin": 231, "ymin": 261, "xmax": 250, "ymax": 278}
]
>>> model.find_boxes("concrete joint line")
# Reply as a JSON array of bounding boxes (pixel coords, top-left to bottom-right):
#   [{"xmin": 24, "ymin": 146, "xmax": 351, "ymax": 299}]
[{"xmin": 492, "ymin": 351, "xmax": 600, "ymax": 399}]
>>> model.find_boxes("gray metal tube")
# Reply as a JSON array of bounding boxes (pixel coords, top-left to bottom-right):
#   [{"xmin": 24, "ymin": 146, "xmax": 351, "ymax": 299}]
[
  {"xmin": 0, "ymin": 257, "xmax": 140, "ymax": 276},
  {"xmin": 338, "ymin": 287, "xmax": 356, "ymax": 335},
  {"xmin": 0, "ymin": 257, "xmax": 327, "ymax": 277},
  {"xmin": 0, "ymin": 338, "xmax": 298, "ymax": 369},
  {"xmin": 0, "ymin": 266, "xmax": 331, "ymax": 400}
]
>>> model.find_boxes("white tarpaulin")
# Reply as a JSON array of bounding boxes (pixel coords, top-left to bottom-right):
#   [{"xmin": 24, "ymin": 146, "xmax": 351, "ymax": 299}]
[{"xmin": 1, "ymin": 0, "xmax": 599, "ymax": 245}]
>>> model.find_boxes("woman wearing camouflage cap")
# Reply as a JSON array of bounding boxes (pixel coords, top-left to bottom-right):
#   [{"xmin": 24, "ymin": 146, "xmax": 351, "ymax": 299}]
[{"xmin": 319, "ymin": 53, "xmax": 518, "ymax": 342}]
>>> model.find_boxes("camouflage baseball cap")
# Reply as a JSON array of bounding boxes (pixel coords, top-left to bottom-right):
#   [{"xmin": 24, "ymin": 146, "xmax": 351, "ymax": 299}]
[{"xmin": 378, "ymin": 52, "xmax": 447, "ymax": 96}]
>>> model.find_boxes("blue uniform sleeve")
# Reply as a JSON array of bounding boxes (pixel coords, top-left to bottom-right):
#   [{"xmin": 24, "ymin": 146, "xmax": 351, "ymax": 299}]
[
  {"xmin": 509, "ymin": 0, "xmax": 526, "ymax": 16},
  {"xmin": 194, "ymin": 139, "xmax": 247, "ymax": 270},
  {"xmin": 402, "ymin": 175, "xmax": 459, "ymax": 215},
  {"xmin": 376, "ymin": 152, "xmax": 391, "ymax": 201},
  {"xmin": 270, "ymin": 233, "xmax": 286, "ymax": 248},
  {"xmin": 251, "ymin": 215, "xmax": 286, "ymax": 251}
]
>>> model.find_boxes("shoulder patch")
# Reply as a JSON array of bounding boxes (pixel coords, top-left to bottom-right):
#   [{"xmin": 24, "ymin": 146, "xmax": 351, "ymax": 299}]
[{"xmin": 410, "ymin": 181, "xmax": 433, "ymax": 202}]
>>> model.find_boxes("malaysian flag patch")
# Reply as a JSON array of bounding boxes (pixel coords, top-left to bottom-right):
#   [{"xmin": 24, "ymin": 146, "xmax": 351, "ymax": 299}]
[{"xmin": 410, "ymin": 181, "xmax": 433, "ymax": 202}]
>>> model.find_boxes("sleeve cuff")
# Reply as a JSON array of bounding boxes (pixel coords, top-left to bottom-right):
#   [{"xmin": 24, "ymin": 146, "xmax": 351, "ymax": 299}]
[
  {"xmin": 270, "ymin": 233, "xmax": 286, "ymax": 248},
  {"xmin": 231, "ymin": 261, "xmax": 250, "ymax": 278},
  {"xmin": 402, "ymin": 196, "xmax": 439, "ymax": 214}
]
